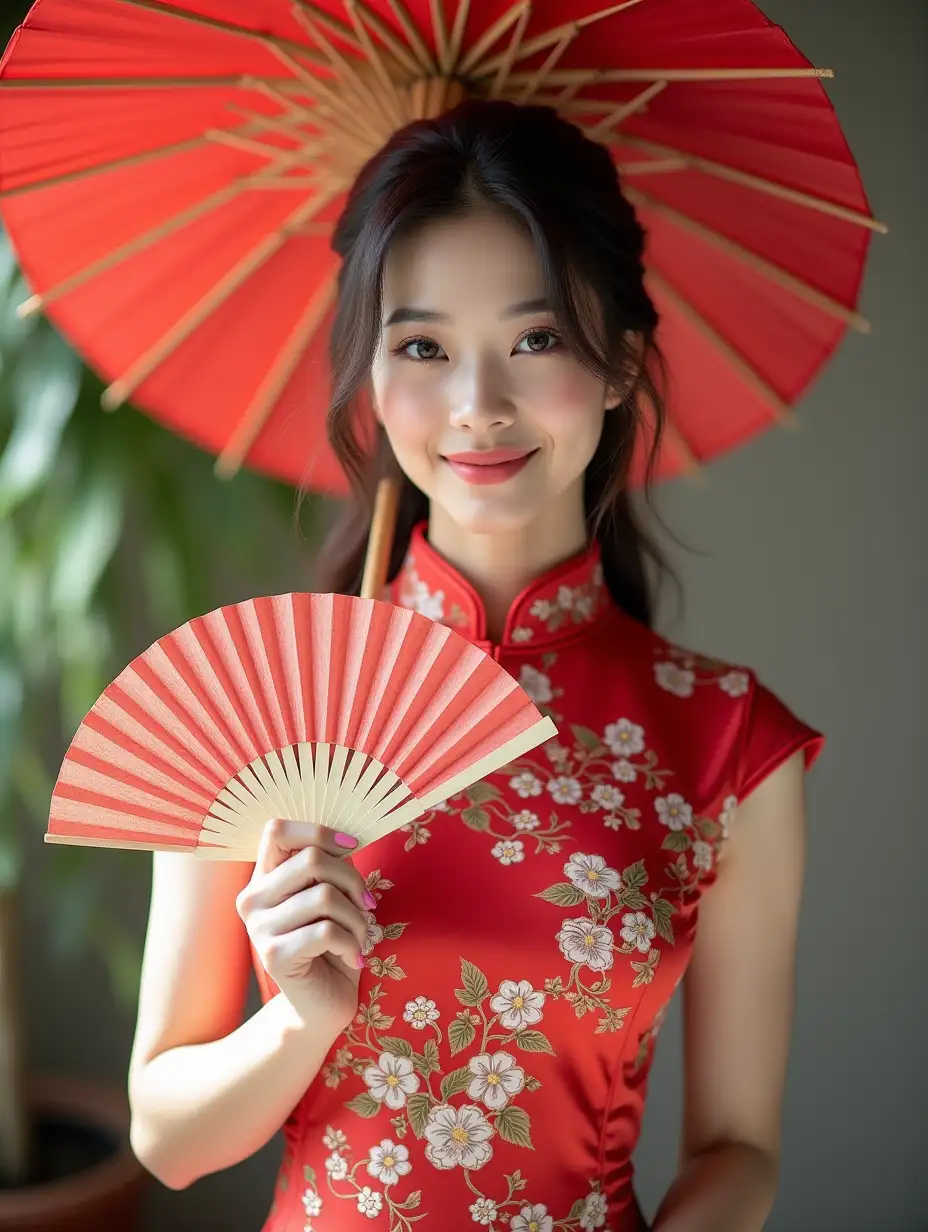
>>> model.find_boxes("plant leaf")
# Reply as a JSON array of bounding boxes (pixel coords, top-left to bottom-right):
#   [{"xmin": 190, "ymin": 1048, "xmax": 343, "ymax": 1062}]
[
  {"xmin": 461, "ymin": 805, "xmax": 490, "ymax": 831},
  {"xmin": 439, "ymin": 1065, "xmax": 472, "ymax": 1101},
  {"xmin": 466, "ymin": 782, "xmax": 501, "ymax": 805},
  {"xmin": 534, "ymin": 882, "xmax": 585, "ymax": 907},
  {"xmin": 406, "ymin": 1092, "xmax": 432, "ymax": 1137},
  {"xmin": 455, "ymin": 958, "xmax": 488, "ymax": 1006},
  {"xmin": 344, "ymin": 1092, "xmax": 381, "ymax": 1118},
  {"xmin": 513, "ymin": 1029, "xmax": 554, "ymax": 1055},
  {"xmin": 494, "ymin": 1104, "xmax": 534, "ymax": 1149},
  {"xmin": 0, "ymin": 328, "xmax": 82, "ymax": 518},
  {"xmin": 378, "ymin": 1035, "xmax": 414, "ymax": 1059},
  {"xmin": 571, "ymin": 725, "xmax": 604, "ymax": 753},
  {"xmin": 448, "ymin": 1015, "xmax": 477, "ymax": 1056}
]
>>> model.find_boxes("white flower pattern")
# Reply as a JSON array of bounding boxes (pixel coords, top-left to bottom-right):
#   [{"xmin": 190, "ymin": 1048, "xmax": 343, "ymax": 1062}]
[
  {"xmin": 366, "ymin": 1139, "xmax": 412, "ymax": 1186},
  {"xmin": 511, "ymin": 1203, "xmax": 555, "ymax": 1232},
  {"xmin": 654, "ymin": 661, "xmax": 696, "ymax": 697},
  {"xmin": 470, "ymin": 1196, "xmax": 499, "ymax": 1224},
  {"xmin": 424, "ymin": 1104, "xmax": 494, "ymax": 1171},
  {"xmin": 491, "ymin": 838, "xmax": 525, "ymax": 866},
  {"xmin": 302, "ymin": 1187, "xmax": 323, "ymax": 1218},
  {"xmin": 356, "ymin": 1185, "xmax": 384, "ymax": 1218},
  {"xmin": 604, "ymin": 718, "xmax": 645, "ymax": 757},
  {"xmin": 403, "ymin": 996, "xmax": 440, "ymax": 1030},
  {"xmin": 519, "ymin": 664, "xmax": 554, "ymax": 705},
  {"xmin": 564, "ymin": 853, "xmax": 622, "ymax": 899},
  {"xmin": 488, "ymin": 979, "xmax": 546, "ymax": 1030},
  {"xmin": 363, "ymin": 1053, "xmax": 421, "ymax": 1110},
  {"xmin": 580, "ymin": 1190, "xmax": 609, "ymax": 1229},
  {"xmin": 467, "ymin": 1051, "xmax": 526, "ymax": 1110},
  {"xmin": 655, "ymin": 793, "xmax": 693, "ymax": 831},
  {"xmin": 620, "ymin": 911, "xmax": 655, "ymax": 954},
  {"xmin": 324, "ymin": 1150, "xmax": 348, "ymax": 1180},
  {"xmin": 556, "ymin": 917, "xmax": 615, "ymax": 971}
]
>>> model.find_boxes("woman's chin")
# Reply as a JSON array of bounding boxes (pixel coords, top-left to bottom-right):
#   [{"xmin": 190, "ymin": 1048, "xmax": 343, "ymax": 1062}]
[{"xmin": 433, "ymin": 489, "xmax": 547, "ymax": 537}]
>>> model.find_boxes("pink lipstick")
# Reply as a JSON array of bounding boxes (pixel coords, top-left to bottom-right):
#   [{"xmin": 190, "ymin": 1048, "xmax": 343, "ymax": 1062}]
[{"xmin": 442, "ymin": 448, "xmax": 538, "ymax": 485}]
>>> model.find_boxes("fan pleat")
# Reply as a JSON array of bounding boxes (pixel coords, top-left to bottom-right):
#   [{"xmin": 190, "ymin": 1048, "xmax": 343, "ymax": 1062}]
[
  {"xmin": 58, "ymin": 750, "xmax": 209, "ymax": 820},
  {"xmin": 131, "ymin": 648, "xmax": 241, "ymax": 776},
  {"xmin": 271, "ymin": 594, "xmax": 308, "ymax": 745},
  {"xmin": 95, "ymin": 690, "xmax": 226, "ymax": 789},
  {"xmin": 174, "ymin": 615, "xmax": 265, "ymax": 764},
  {"xmin": 216, "ymin": 601, "xmax": 284, "ymax": 753},
  {"xmin": 241, "ymin": 598, "xmax": 294, "ymax": 750},
  {"xmin": 74, "ymin": 717, "xmax": 215, "ymax": 807}
]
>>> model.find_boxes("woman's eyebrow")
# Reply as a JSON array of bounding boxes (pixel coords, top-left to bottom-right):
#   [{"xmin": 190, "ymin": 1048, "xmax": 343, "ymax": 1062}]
[{"xmin": 383, "ymin": 297, "xmax": 551, "ymax": 328}]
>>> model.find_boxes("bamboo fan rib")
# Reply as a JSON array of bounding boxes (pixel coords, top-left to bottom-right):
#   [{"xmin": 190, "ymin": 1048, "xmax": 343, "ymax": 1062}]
[{"xmin": 46, "ymin": 594, "xmax": 558, "ymax": 860}]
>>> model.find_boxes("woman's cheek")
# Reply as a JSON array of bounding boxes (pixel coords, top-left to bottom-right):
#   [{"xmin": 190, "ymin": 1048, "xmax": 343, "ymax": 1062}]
[{"xmin": 377, "ymin": 377, "xmax": 440, "ymax": 486}]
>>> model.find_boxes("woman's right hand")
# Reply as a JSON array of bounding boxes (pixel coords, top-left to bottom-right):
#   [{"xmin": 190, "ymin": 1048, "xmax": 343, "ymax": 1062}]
[{"xmin": 236, "ymin": 818, "xmax": 374, "ymax": 1031}]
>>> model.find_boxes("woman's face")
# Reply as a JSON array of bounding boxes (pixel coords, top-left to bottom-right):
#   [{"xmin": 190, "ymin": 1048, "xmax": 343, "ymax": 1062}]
[{"xmin": 371, "ymin": 208, "xmax": 615, "ymax": 535}]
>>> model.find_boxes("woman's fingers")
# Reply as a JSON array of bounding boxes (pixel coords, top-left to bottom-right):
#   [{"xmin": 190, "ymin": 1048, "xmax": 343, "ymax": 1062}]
[
  {"xmin": 253, "ymin": 817, "xmax": 358, "ymax": 873},
  {"xmin": 255, "ymin": 881, "xmax": 370, "ymax": 956},
  {"xmin": 241, "ymin": 819, "xmax": 371, "ymax": 918},
  {"xmin": 261, "ymin": 917, "xmax": 364, "ymax": 975}
]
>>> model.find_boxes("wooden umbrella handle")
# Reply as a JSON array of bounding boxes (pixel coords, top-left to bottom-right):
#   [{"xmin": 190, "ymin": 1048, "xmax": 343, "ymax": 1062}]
[{"xmin": 360, "ymin": 477, "xmax": 400, "ymax": 600}]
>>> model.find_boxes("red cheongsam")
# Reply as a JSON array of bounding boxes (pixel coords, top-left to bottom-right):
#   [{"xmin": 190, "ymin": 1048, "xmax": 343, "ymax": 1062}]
[{"xmin": 253, "ymin": 523, "xmax": 823, "ymax": 1232}]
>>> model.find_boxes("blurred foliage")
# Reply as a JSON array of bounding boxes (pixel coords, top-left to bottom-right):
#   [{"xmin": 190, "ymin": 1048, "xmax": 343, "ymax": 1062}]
[{"xmin": 0, "ymin": 225, "xmax": 319, "ymax": 1008}]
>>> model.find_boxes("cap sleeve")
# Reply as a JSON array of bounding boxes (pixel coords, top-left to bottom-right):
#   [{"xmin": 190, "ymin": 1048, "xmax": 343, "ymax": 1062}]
[{"xmin": 735, "ymin": 675, "xmax": 825, "ymax": 803}]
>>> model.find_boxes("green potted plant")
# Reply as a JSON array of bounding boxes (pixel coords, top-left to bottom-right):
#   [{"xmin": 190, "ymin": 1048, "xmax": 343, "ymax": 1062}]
[{"xmin": 0, "ymin": 225, "xmax": 315, "ymax": 1226}]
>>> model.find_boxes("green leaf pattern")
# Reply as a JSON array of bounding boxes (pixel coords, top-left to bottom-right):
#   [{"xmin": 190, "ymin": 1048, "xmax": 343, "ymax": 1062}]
[{"xmin": 400, "ymin": 687, "xmax": 675, "ymax": 861}]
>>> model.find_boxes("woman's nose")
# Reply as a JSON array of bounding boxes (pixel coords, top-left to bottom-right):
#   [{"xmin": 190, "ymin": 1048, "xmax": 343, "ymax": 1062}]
[{"xmin": 446, "ymin": 357, "xmax": 515, "ymax": 432}]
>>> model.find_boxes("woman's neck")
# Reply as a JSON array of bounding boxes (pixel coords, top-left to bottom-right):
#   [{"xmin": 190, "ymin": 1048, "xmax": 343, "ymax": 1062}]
[{"xmin": 426, "ymin": 485, "xmax": 588, "ymax": 643}]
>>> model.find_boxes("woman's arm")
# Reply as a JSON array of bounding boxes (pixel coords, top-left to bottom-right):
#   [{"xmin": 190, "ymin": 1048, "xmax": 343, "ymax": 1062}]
[
  {"xmin": 127, "ymin": 852, "xmax": 343, "ymax": 1190},
  {"xmin": 651, "ymin": 749, "xmax": 808, "ymax": 1231}
]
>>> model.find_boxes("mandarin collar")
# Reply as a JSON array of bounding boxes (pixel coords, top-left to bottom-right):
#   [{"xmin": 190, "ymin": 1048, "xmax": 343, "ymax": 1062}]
[{"xmin": 388, "ymin": 522, "xmax": 607, "ymax": 650}]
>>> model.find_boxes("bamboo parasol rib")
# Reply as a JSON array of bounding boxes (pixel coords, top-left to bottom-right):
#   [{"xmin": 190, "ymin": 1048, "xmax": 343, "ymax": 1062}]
[
  {"xmin": 617, "ymin": 135, "xmax": 886, "ymax": 232},
  {"xmin": 99, "ymin": 183, "xmax": 341, "ymax": 411},
  {"xmin": 587, "ymin": 80, "xmax": 667, "ymax": 140},
  {"xmin": 16, "ymin": 135, "xmax": 329, "ymax": 319},
  {"xmin": 489, "ymin": 3, "xmax": 533, "ymax": 99},
  {"xmin": 470, "ymin": 0, "xmax": 645, "ymax": 77},
  {"xmin": 113, "ymin": 0, "xmax": 326, "ymax": 69},
  {"xmin": 215, "ymin": 272, "xmax": 338, "ymax": 478},
  {"xmin": 646, "ymin": 270, "xmax": 795, "ymax": 426},
  {"xmin": 626, "ymin": 187, "xmax": 871, "ymax": 332},
  {"xmin": 0, "ymin": 122, "xmax": 272, "ymax": 202}
]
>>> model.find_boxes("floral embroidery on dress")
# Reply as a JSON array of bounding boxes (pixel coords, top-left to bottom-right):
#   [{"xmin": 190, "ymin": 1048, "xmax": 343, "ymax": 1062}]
[
  {"xmin": 395, "ymin": 556, "xmax": 467, "ymax": 628},
  {"xmin": 537, "ymin": 853, "xmax": 663, "ymax": 1033},
  {"xmin": 403, "ymin": 702, "xmax": 672, "ymax": 862},
  {"xmin": 654, "ymin": 645, "xmax": 751, "ymax": 700},
  {"xmin": 516, "ymin": 561, "xmax": 605, "ymax": 640},
  {"xmin": 300, "ymin": 1127, "xmax": 422, "ymax": 1231},
  {"xmin": 320, "ymin": 867, "xmax": 617, "ymax": 1229}
]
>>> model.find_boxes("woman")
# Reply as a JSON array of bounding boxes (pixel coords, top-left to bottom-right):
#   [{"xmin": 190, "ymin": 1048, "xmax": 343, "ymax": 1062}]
[{"xmin": 127, "ymin": 100, "xmax": 823, "ymax": 1231}]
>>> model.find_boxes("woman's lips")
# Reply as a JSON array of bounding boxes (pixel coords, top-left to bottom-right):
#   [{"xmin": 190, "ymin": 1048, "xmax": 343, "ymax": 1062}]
[{"xmin": 442, "ymin": 448, "xmax": 538, "ymax": 485}]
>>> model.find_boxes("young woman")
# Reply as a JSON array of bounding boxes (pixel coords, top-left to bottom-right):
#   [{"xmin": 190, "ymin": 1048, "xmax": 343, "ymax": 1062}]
[{"xmin": 127, "ymin": 101, "xmax": 823, "ymax": 1232}]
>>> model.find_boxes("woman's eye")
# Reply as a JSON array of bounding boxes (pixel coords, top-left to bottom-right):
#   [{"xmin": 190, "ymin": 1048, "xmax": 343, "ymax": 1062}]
[
  {"xmin": 515, "ymin": 329, "xmax": 560, "ymax": 354},
  {"xmin": 400, "ymin": 338, "xmax": 445, "ymax": 361}
]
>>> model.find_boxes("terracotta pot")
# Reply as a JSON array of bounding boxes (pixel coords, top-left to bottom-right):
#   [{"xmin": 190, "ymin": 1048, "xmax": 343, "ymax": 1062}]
[{"xmin": 0, "ymin": 1075, "xmax": 150, "ymax": 1231}]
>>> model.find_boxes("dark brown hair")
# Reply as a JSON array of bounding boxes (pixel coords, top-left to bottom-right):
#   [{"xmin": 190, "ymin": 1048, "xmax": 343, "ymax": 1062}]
[{"xmin": 306, "ymin": 98, "xmax": 672, "ymax": 628}]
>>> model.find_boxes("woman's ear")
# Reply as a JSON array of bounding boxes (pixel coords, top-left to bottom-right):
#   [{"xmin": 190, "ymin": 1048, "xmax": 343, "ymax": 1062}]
[{"xmin": 606, "ymin": 330, "xmax": 646, "ymax": 410}]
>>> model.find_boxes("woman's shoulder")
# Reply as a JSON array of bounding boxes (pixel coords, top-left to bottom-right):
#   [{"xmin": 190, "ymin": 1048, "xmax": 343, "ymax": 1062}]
[{"xmin": 595, "ymin": 614, "xmax": 825, "ymax": 803}]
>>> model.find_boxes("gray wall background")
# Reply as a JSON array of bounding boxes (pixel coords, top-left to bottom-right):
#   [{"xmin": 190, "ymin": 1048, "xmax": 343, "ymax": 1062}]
[{"xmin": 23, "ymin": 0, "xmax": 925, "ymax": 1228}]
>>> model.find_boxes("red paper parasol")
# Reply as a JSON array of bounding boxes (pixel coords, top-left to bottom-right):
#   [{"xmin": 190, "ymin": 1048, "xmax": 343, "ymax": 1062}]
[{"xmin": 0, "ymin": 0, "xmax": 882, "ymax": 496}]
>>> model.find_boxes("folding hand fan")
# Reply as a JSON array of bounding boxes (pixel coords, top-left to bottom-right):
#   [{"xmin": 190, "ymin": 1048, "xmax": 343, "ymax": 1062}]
[{"xmin": 45, "ymin": 590, "xmax": 557, "ymax": 860}]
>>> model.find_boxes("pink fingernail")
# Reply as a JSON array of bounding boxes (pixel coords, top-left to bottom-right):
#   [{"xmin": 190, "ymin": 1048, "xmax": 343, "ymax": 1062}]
[
  {"xmin": 356, "ymin": 952, "xmax": 366, "ymax": 969},
  {"xmin": 335, "ymin": 832, "xmax": 358, "ymax": 849},
  {"xmin": 363, "ymin": 890, "xmax": 377, "ymax": 909}
]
